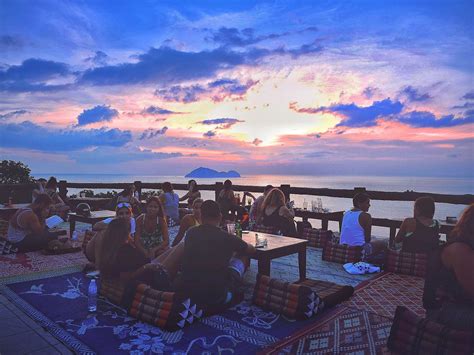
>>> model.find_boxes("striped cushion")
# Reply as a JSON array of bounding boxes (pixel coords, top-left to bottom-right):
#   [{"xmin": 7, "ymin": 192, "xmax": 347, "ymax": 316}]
[
  {"xmin": 252, "ymin": 224, "xmax": 277, "ymax": 234},
  {"xmin": 388, "ymin": 306, "xmax": 474, "ymax": 355},
  {"xmin": 0, "ymin": 219, "xmax": 9, "ymax": 239},
  {"xmin": 129, "ymin": 284, "xmax": 203, "ymax": 331},
  {"xmin": 385, "ymin": 249, "xmax": 428, "ymax": 277},
  {"xmin": 296, "ymin": 278, "xmax": 354, "ymax": 308},
  {"xmin": 301, "ymin": 228, "xmax": 333, "ymax": 248},
  {"xmin": 252, "ymin": 274, "xmax": 323, "ymax": 319},
  {"xmin": 322, "ymin": 240, "xmax": 362, "ymax": 264},
  {"xmin": 99, "ymin": 277, "xmax": 128, "ymax": 306}
]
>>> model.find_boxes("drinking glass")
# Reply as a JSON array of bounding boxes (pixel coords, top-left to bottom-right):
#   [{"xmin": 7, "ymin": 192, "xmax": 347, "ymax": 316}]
[
  {"xmin": 317, "ymin": 198, "xmax": 323, "ymax": 211},
  {"xmin": 227, "ymin": 223, "xmax": 236, "ymax": 235},
  {"xmin": 311, "ymin": 200, "xmax": 317, "ymax": 212},
  {"xmin": 303, "ymin": 199, "xmax": 308, "ymax": 210}
]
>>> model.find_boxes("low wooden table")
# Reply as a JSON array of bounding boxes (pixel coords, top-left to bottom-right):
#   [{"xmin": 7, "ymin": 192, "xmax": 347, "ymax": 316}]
[
  {"xmin": 242, "ymin": 231, "xmax": 308, "ymax": 281},
  {"xmin": 68, "ymin": 210, "xmax": 116, "ymax": 236}
]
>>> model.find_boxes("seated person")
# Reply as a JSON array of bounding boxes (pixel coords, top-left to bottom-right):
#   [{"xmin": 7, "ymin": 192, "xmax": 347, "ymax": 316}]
[
  {"xmin": 92, "ymin": 202, "xmax": 136, "ymax": 236},
  {"xmin": 117, "ymin": 185, "xmax": 141, "ymax": 215},
  {"xmin": 32, "ymin": 178, "xmax": 47, "ymax": 202},
  {"xmin": 249, "ymin": 184, "xmax": 273, "ymax": 223},
  {"xmin": 395, "ymin": 196, "xmax": 440, "ymax": 253},
  {"xmin": 135, "ymin": 197, "xmax": 169, "ymax": 259},
  {"xmin": 159, "ymin": 182, "xmax": 180, "ymax": 225},
  {"xmin": 179, "ymin": 180, "xmax": 201, "ymax": 208},
  {"xmin": 44, "ymin": 176, "xmax": 70, "ymax": 220},
  {"xmin": 96, "ymin": 218, "xmax": 184, "ymax": 288},
  {"xmin": 172, "ymin": 198, "xmax": 203, "ymax": 246},
  {"xmin": 7, "ymin": 194, "xmax": 59, "ymax": 252},
  {"xmin": 257, "ymin": 188, "xmax": 296, "ymax": 236},
  {"xmin": 340, "ymin": 192, "xmax": 386, "ymax": 255},
  {"xmin": 174, "ymin": 200, "xmax": 256, "ymax": 308},
  {"xmin": 423, "ymin": 204, "xmax": 474, "ymax": 330},
  {"xmin": 217, "ymin": 179, "xmax": 237, "ymax": 218}
]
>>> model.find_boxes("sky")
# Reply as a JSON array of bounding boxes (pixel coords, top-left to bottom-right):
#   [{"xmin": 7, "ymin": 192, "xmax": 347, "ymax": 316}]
[{"xmin": 0, "ymin": 0, "xmax": 473, "ymax": 177}]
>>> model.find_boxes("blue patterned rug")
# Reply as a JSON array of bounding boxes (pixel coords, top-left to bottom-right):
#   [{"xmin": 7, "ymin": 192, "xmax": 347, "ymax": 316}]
[{"xmin": 1, "ymin": 271, "xmax": 323, "ymax": 354}]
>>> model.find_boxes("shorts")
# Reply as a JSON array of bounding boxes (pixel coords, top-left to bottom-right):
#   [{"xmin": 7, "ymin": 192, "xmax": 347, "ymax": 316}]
[{"xmin": 228, "ymin": 257, "xmax": 245, "ymax": 278}]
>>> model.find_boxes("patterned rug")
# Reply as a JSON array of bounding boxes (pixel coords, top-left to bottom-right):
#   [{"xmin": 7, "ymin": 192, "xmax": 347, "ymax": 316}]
[
  {"xmin": 261, "ymin": 306, "xmax": 393, "ymax": 354},
  {"xmin": 343, "ymin": 272, "xmax": 426, "ymax": 318},
  {"xmin": 0, "ymin": 251, "xmax": 88, "ymax": 281},
  {"xmin": 1, "ymin": 271, "xmax": 330, "ymax": 354}
]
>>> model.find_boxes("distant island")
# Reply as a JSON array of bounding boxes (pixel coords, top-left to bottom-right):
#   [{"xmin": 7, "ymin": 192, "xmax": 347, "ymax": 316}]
[{"xmin": 185, "ymin": 167, "xmax": 241, "ymax": 178}]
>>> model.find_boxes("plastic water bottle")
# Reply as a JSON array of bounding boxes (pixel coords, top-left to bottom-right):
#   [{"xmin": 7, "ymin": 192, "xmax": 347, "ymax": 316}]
[
  {"xmin": 88, "ymin": 279, "xmax": 97, "ymax": 312},
  {"xmin": 71, "ymin": 231, "xmax": 79, "ymax": 247}
]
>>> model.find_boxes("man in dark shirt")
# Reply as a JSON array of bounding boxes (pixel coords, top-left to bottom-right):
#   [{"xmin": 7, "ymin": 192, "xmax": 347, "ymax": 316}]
[{"xmin": 176, "ymin": 200, "xmax": 255, "ymax": 306}]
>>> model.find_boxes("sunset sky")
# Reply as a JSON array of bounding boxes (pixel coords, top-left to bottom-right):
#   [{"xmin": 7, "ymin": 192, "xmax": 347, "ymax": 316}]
[{"xmin": 0, "ymin": 0, "xmax": 473, "ymax": 177}]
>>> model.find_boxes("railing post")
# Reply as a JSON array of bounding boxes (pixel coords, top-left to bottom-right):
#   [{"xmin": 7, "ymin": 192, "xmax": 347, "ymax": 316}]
[
  {"xmin": 280, "ymin": 184, "xmax": 291, "ymax": 203},
  {"xmin": 59, "ymin": 180, "xmax": 68, "ymax": 199},
  {"xmin": 134, "ymin": 180, "xmax": 142, "ymax": 200},
  {"xmin": 215, "ymin": 182, "xmax": 223, "ymax": 201}
]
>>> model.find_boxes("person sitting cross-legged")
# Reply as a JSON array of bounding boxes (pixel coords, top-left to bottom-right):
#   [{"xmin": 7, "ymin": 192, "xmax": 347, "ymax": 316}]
[
  {"xmin": 340, "ymin": 192, "xmax": 386, "ymax": 257},
  {"xmin": 173, "ymin": 200, "xmax": 256, "ymax": 309}
]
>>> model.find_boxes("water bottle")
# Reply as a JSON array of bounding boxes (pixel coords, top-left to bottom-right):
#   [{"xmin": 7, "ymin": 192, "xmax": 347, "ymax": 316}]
[
  {"xmin": 72, "ymin": 231, "xmax": 79, "ymax": 247},
  {"xmin": 88, "ymin": 279, "xmax": 97, "ymax": 312}
]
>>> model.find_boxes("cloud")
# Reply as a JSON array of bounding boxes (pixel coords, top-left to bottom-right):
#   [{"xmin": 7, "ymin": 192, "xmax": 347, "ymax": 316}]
[
  {"xmin": 139, "ymin": 127, "xmax": 168, "ymax": 140},
  {"xmin": 156, "ymin": 78, "xmax": 258, "ymax": 103},
  {"xmin": 74, "ymin": 146, "xmax": 183, "ymax": 164},
  {"xmin": 362, "ymin": 87, "xmax": 378, "ymax": 99},
  {"xmin": 77, "ymin": 105, "xmax": 119, "ymax": 126},
  {"xmin": 462, "ymin": 91, "xmax": 474, "ymax": 100},
  {"xmin": 399, "ymin": 86, "xmax": 432, "ymax": 102},
  {"xmin": 290, "ymin": 99, "xmax": 404, "ymax": 127},
  {"xmin": 0, "ymin": 109, "xmax": 29, "ymax": 120},
  {"xmin": 0, "ymin": 35, "xmax": 23, "ymax": 49},
  {"xmin": 304, "ymin": 151, "xmax": 334, "ymax": 158},
  {"xmin": 141, "ymin": 106, "xmax": 181, "ymax": 115},
  {"xmin": 451, "ymin": 102, "xmax": 474, "ymax": 110},
  {"xmin": 0, "ymin": 121, "xmax": 132, "ymax": 151},
  {"xmin": 85, "ymin": 51, "xmax": 109, "ymax": 66},
  {"xmin": 252, "ymin": 138, "xmax": 263, "ymax": 146},
  {"xmin": 203, "ymin": 130, "xmax": 216, "ymax": 138},
  {"xmin": 206, "ymin": 26, "xmax": 318, "ymax": 47},
  {"xmin": 396, "ymin": 110, "xmax": 474, "ymax": 128},
  {"xmin": 197, "ymin": 118, "xmax": 244, "ymax": 129}
]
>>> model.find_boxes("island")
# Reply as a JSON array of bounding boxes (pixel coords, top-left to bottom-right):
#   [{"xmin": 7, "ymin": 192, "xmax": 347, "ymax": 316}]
[{"xmin": 185, "ymin": 167, "xmax": 241, "ymax": 178}]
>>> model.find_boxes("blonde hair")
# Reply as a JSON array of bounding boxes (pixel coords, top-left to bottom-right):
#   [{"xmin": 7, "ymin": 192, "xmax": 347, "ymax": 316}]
[{"xmin": 258, "ymin": 188, "xmax": 286, "ymax": 221}]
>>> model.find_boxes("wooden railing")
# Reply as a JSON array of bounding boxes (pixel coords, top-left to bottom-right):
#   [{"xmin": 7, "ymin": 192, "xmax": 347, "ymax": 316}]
[{"xmin": 2, "ymin": 180, "xmax": 472, "ymax": 242}]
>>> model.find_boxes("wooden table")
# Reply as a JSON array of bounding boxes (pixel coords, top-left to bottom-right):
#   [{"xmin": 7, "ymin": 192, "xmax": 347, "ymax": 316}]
[
  {"xmin": 68, "ymin": 210, "xmax": 116, "ymax": 236},
  {"xmin": 0, "ymin": 203, "xmax": 30, "ymax": 220},
  {"xmin": 242, "ymin": 231, "xmax": 308, "ymax": 281},
  {"xmin": 294, "ymin": 209, "xmax": 344, "ymax": 230}
]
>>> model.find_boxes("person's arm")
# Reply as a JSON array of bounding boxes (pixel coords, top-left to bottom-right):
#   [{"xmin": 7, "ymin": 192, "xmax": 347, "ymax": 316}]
[
  {"xmin": 92, "ymin": 219, "xmax": 110, "ymax": 232},
  {"xmin": 154, "ymin": 217, "xmax": 169, "ymax": 253},
  {"xmin": 179, "ymin": 192, "xmax": 190, "ymax": 202},
  {"xmin": 279, "ymin": 206, "xmax": 295, "ymax": 221},
  {"xmin": 359, "ymin": 212, "xmax": 372, "ymax": 243},
  {"xmin": 395, "ymin": 218, "xmax": 414, "ymax": 243},
  {"xmin": 442, "ymin": 243, "xmax": 474, "ymax": 299},
  {"xmin": 172, "ymin": 215, "xmax": 191, "ymax": 246},
  {"xmin": 159, "ymin": 194, "xmax": 166, "ymax": 206},
  {"xmin": 134, "ymin": 215, "xmax": 149, "ymax": 257},
  {"xmin": 24, "ymin": 212, "xmax": 45, "ymax": 235}
]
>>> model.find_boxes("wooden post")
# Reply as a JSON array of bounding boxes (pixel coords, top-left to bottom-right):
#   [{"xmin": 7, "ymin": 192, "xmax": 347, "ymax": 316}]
[
  {"xmin": 280, "ymin": 184, "xmax": 291, "ymax": 203},
  {"xmin": 215, "ymin": 182, "xmax": 223, "ymax": 201},
  {"xmin": 134, "ymin": 180, "xmax": 142, "ymax": 200},
  {"xmin": 59, "ymin": 180, "xmax": 68, "ymax": 200}
]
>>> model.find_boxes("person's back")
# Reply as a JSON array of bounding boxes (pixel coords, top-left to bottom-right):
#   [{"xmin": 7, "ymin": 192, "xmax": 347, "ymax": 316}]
[
  {"xmin": 340, "ymin": 210, "xmax": 366, "ymax": 246},
  {"xmin": 401, "ymin": 218, "xmax": 439, "ymax": 253},
  {"xmin": 163, "ymin": 192, "xmax": 179, "ymax": 221}
]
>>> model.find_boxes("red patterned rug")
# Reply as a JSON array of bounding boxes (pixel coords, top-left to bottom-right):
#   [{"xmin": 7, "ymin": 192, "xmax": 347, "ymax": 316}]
[
  {"xmin": 261, "ymin": 306, "xmax": 393, "ymax": 354},
  {"xmin": 0, "ymin": 251, "xmax": 87, "ymax": 280},
  {"xmin": 344, "ymin": 272, "xmax": 425, "ymax": 318}
]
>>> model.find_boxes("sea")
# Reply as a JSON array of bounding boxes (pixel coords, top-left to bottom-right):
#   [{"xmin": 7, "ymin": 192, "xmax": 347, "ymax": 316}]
[{"xmin": 35, "ymin": 173, "xmax": 473, "ymax": 238}]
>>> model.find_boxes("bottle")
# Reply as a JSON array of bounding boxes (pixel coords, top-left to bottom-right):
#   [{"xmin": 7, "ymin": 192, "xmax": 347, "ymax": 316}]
[
  {"xmin": 88, "ymin": 279, "xmax": 97, "ymax": 312},
  {"xmin": 235, "ymin": 221, "xmax": 242, "ymax": 238},
  {"xmin": 71, "ymin": 231, "xmax": 79, "ymax": 247}
]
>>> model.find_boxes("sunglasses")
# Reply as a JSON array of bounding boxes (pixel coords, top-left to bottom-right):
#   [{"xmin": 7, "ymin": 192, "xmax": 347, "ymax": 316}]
[{"xmin": 117, "ymin": 202, "xmax": 132, "ymax": 209}]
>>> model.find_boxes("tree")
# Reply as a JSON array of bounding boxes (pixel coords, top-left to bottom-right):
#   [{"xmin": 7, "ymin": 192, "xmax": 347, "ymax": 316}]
[{"xmin": 0, "ymin": 160, "xmax": 35, "ymax": 184}]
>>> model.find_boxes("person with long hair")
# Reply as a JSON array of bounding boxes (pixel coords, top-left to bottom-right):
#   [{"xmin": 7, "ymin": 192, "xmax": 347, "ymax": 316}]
[
  {"xmin": 117, "ymin": 184, "xmax": 140, "ymax": 214},
  {"xmin": 44, "ymin": 176, "xmax": 70, "ymax": 219},
  {"xmin": 172, "ymin": 198, "xmax": 203, "ymax": 246},
  {"xmin": 135, "ymin": 196, "xmax": 169, "ymax": 258},
  {"xmin": 423, "ymin": 204, "xmax": 474, "ymax": 330},
  {"xmin": 160, "ymin": 182, "xmax": 180, "ymax": 224},
  {"xmin": 257, "ymin": 188, "xmax": 296, "ymax": 236},
  {"xmin": 179, "ymin": 180, "xmax": 201, "ymax": 208},
  {"xmin": 7, "ymin": 194, "xmax": 57, "ymax": 252},
  {"xmin": 395, "ymin": 197, "xmax": 440, "ymax": 253},
  {"xmin": 92, "ymin": 202, "xmax": 136, "ymax": 235},
  {"xmin": 249, "ymin": 185, "xmax": 273, "ymax": 223},
  {"xmin": 217, "ymin": 179, "xmax": 237, "ymax": 218}
]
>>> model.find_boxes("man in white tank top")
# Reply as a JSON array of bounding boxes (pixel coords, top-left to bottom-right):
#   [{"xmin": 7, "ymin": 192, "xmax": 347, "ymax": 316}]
[{"xmin": 340, "ymin": 193, "xmax": 372, "ymax": 246}]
